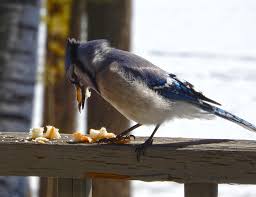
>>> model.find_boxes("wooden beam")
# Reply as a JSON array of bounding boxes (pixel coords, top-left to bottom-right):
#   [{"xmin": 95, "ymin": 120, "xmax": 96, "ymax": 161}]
[
  {"xmin": 185, "ymin": 183, "xmax": 218, "ymax": 197},
  {"xmin": 1, "ymin": 132, "xmax": 256, "ymax": 184}
]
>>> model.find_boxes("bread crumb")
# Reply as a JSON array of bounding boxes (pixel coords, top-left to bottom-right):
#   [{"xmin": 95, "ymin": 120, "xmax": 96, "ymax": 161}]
[
  {"xmin": 89, "ymin": 127, "xmax": 116, "ymax": 142},
  {"xmin": 85, "ymin": 88, "xmax": 91, "ymax": 98},
  {"xmin": 30, "ymin": 127, "xmax": 44, "ymax": 139},
  {"xmin": 45, "ymin": 126, "xmax": 61, "ymax": 140},
  {"xmin": 33, "ymin": 137, "xmax": 49, "ymax": 144},
  {"xmin": 81, "ymin": 135, "xmax": 92, "ymax": 143},
  {"xmin": 72, "ymin": 131, "xmax": 92, "ymax": 143},
  {"xmin": 76, "ymin": 86, "xmax": 82, "ymax": 104}
]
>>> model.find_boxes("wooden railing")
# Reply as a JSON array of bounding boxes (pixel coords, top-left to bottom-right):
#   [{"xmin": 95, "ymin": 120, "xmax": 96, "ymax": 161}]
[{"xmin": 1, "ymin": 132, "xmax": 256, "ymax": 197}]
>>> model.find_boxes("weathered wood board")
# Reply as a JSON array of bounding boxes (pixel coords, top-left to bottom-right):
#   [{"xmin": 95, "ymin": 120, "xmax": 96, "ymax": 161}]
[{"xmin": 1, "ymin": 132, "xmax": 256, "ymax": 183}]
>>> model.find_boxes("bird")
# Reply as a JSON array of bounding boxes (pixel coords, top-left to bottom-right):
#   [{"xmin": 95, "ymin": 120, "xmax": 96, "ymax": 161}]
[{"xmin": 65, "ymin": 38, "xmax": 256, "ymax": 160}]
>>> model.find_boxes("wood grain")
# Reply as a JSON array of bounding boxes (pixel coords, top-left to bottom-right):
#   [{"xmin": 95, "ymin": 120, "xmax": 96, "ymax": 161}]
[{"xmin": 1, "ymin": 132, "xmax": 256, "ymax": 183}]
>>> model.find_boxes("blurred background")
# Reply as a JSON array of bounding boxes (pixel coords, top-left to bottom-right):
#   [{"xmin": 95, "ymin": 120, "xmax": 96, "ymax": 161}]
[{"xmin": 1, "ymin": 0, "xmax": 256, "ymax": 196}]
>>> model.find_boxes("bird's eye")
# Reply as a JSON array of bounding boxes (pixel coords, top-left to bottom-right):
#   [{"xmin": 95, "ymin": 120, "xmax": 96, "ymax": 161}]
[
  {"xmin": 67, "ymin": 64, "xmax": 79, "ymax": 85},
  {"xmin": 70, "ymin": 73, "xmax": 79, "ymax": 85}
]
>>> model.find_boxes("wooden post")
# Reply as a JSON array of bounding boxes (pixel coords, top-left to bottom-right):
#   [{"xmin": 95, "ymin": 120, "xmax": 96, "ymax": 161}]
[
  {"xmin": 57, "ymin": 178, "xmax": 92, "ymax": 197},
  {"xmin": 86, "ymin": 0, "xmax": 131, "ymax": 197},
  {"xmin": 40, "ymin": 0, "xmax": 86, "ymax": 196},
  {"xmin": 185, "ymin": 183, "xmax": 218, "ymax": 197},
  {"xmin": 58, "ymin": 1, "xmax": 90, "ymax": 196}
]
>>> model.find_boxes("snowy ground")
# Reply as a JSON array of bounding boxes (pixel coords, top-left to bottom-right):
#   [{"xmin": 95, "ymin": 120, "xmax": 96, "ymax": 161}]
[{"xmin": 131, "ymin": 0, "xmax": 256, "ymax": 196}]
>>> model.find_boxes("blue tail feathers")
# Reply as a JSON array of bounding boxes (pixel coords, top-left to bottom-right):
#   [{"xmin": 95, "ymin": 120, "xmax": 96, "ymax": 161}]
[{"xmin": 199, "ymin": 102, "xmax": 256, "ymax": 132}]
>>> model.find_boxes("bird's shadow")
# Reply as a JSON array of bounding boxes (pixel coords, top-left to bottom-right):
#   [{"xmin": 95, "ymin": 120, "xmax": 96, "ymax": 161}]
[
  {"xmin": 97, "ymin": 137, "xmax": 235, "ymax": 150},
  {"xmin": 152, "ymin": 138, "xmax": 234, "ymax": 149}
]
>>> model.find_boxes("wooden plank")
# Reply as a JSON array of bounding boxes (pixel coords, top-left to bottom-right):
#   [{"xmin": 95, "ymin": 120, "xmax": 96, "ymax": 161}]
[
  {"xmin": 185, "ymin": 183, "xmax": 218, "ymax": 197},
  {"xmin": 1, "ymin": 132, "xmax": 256, "ymax": 183}
]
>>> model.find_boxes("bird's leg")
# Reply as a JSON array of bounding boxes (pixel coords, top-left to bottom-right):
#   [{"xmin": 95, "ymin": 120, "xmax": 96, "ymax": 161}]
[
  {"xmin": 97, "ymin": 123, "xmax": 142, "ymax": 144},
  {"xmin": 116, "ymin": 123, "xmax": 142, "ymax": 139},
  {"xmin": 135, "ymin": 124, "xmax": 161, "ymax": 161}
]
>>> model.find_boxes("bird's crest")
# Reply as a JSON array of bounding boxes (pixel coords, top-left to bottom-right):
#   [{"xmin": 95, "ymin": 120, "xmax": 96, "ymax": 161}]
[{"xmin": 65, "ymin": 38, "xmax": 80, "ymax": 71}]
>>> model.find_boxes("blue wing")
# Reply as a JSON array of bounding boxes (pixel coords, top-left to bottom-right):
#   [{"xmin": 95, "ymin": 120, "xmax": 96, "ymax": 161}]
[
  {"xmin": 152, "ymin": 73, "xmax": 221, "ymax": 105},
  {"xmin": 109, "ymin": 49, "xmax": 221, "ymax": 106}
]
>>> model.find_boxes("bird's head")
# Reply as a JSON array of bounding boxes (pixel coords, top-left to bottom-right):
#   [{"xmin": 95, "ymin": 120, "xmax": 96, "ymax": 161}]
[{"xmin": 65, "ymin": 38, "xmax": 110, "ymax": 111}]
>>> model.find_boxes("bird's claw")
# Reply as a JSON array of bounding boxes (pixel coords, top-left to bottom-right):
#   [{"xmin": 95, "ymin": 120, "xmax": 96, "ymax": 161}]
[
  {"xmin": 97, "ymin": 137, "xmax": 115, "ymax": 144},
  {"xmin": 97, "ymin": 135, "xmax": 135, "ymax": 144},
  {"xmin": 135, "ymin": 138, "xmax": 153, "ymax": 161},
  {"xmin": 119, "ymin": 134, "xmax": 135, "ymax": 140}
]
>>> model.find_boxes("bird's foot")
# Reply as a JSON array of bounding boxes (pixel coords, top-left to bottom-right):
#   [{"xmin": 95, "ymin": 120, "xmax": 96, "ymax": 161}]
[
  {"xmin": 97, "ymin": 134, "xmax": 135, "ymax": 144},
  {"xmin": 135, "ymin": 138, "xmax": 153, "ymax": 161}
]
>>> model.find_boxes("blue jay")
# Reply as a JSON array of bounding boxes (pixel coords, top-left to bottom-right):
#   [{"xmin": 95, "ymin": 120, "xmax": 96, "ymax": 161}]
[{"xmin": 65, "ymin": 38, "xmax": 256, "ymax": 160}]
